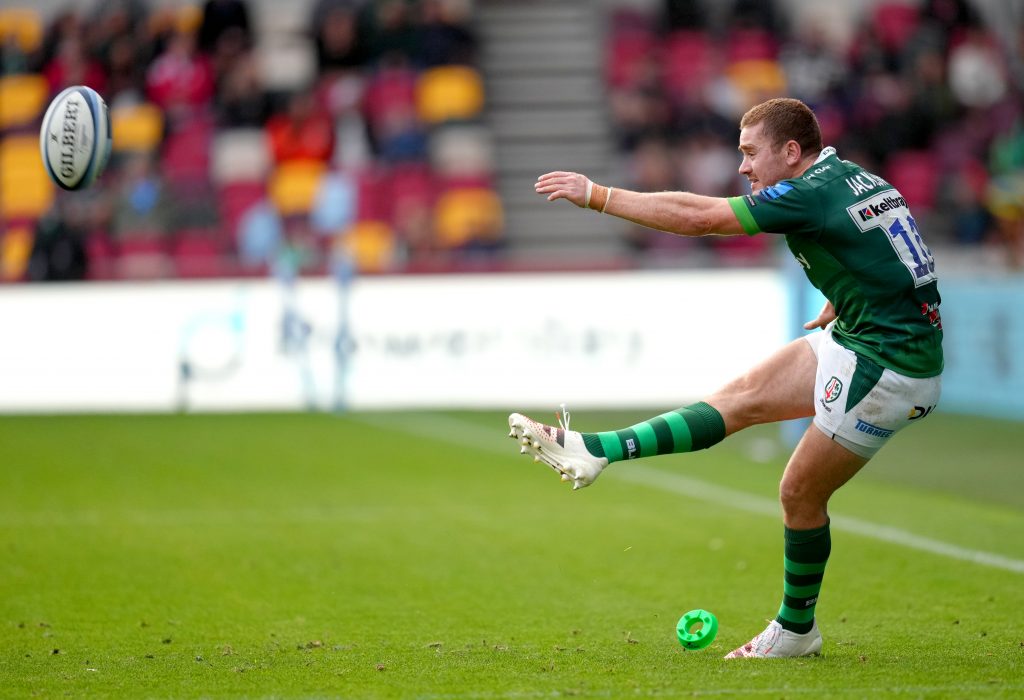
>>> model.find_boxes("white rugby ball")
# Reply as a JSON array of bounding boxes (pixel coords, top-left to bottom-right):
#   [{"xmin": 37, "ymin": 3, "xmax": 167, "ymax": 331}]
[{"xmin": 39, "ymin": 85, "xmax": 112, "ymax": 191}]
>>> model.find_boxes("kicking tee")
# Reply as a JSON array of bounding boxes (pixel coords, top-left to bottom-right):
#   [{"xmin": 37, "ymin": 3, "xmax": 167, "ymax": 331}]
[{"xmin": 728, "ymin": 147, "xmax": 943, "ymax": 378}]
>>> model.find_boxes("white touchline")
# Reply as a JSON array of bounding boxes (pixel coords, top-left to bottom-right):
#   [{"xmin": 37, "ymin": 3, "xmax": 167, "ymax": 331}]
[{"xmin": 357, "ymin": 412, "xmax": 1024, "ymax": 575}]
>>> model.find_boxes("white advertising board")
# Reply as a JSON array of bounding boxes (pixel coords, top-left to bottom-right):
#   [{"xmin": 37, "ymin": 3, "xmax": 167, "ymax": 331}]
[{"xmin": 0, "ymin": 271, "xmax": 787, "ymax": 412}]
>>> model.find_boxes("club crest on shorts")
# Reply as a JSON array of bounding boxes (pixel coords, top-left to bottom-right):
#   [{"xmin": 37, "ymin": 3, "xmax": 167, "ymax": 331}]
[{"xmin": 823, "ymin": 376, "xmax": 843, "ymax": 403}]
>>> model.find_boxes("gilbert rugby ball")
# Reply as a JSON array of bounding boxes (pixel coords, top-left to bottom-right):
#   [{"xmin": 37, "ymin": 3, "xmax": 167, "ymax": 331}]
[{"xmin": 39, "ymin": 85, "xmax": 112, "ymax": 190}]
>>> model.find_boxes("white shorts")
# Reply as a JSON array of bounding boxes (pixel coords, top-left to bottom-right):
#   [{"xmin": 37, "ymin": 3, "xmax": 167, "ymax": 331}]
[{"xmin": 804, "ymin": 325, "xmax": 942, "ymax": 459}]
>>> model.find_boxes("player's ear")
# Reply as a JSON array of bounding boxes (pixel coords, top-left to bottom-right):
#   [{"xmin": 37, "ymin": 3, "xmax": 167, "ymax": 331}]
[{"xmin": 784, "ymin": 140, "xmax": 802, "ymax": 166}]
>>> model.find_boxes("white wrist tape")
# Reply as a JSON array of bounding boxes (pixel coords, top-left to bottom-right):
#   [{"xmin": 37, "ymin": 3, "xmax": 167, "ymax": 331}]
[{"xmin": 584, "ymin": 180, "xmax": 593, "ymax": 209}]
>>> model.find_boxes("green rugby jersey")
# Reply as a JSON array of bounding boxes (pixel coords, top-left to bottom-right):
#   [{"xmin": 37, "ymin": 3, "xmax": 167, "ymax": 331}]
[{"xmin": 728, "ymin": 147, "xmax": 943, "ymax": 377}]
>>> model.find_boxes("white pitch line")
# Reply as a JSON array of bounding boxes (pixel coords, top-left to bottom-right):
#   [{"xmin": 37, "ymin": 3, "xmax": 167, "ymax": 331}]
[
  {"xmin": 356, "ymin": 412, "xmax": 1024, "ymax": 575},
  {"xmin": 618, "ymin": 465, "xmax": 1024, "ymax": 575}
]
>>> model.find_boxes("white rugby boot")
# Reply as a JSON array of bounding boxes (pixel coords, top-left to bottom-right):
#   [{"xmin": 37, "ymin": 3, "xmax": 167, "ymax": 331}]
[
  {"xmin": 507, "ymin": 407, "xmax": 608, "ymax": 490},
  {"xmin": 724, "ymin": 620, "xmax": 822, "ymax": 658}
]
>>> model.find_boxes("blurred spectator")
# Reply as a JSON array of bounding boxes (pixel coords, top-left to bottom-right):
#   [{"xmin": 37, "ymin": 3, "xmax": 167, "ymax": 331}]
[
  {"xmin": 9, "ymin": 0, "xmax": 1023, "ymax": 281},
  {"xmin": 313, "ymin": 1, "xmax": 367, "ymax": 73},
  {"xmin": 948, "ymin": 26, "xmax": 1008, "ymax": 110},
  {"xmin": 146, "ymin": 26, "xmax": 215, "ymax": 125},
  {"xmin": 663, "ymin": 0, "xmax": 707, "ymax": 31},
  {"xmin": 266, "ymin": 88, "xmax": 335, "ymax": 164},
  {"xmin": 26, "ymin": 200, "xmax": 88, "ymax": 281},
  {"xmin": 987, "ymin": 118, "xmax": 1024, "ymax": 268},
  {"xmin": 216, "ymin": 50, "xmax": 269, "ymax": 127},
  {"xmin": 363, "ymin": 54, "xmax": 427, "ymax": 161},
  {"xmin": 42, "ymin": 22, "xmax": 106, "ymax": 95},
  {"xmin": 417, "ymin": 0, "xmax": 477, "ymax": 67},
  {"xmin": 109, "ymin": 151, "xmax": 175, "ymax": 243},
  {"xmin": 779, "ymin": 23, "xmax": 847, "ymax": 105},
  {"xmin": 198, "ymin": 0, "xmax": 252, "ymax": 57},
  {"xmin": 366, "ymin": 0, "xmax": 420, "ymax": 64},
  {"xmin": 621, "ymin": 136, "xmax": 680, "ymax": 253},
  {"xmin": 104, "ymin": 33, "xmax": 146, "ymax": 103}
]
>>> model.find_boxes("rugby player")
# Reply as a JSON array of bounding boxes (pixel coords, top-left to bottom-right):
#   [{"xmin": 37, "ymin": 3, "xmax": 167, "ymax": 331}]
[{"xmin": 509, "ymin": 97, "xmax": 943, "ymax": 658}]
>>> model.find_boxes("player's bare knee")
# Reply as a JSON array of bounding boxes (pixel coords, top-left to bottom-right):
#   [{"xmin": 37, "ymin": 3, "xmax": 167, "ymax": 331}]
[
  {"xmin": 778, "ymin": 476, "xmax": 823, "ymax": 521},
  {"xmin": 707, "ymin": 376, "xmax": 765, "ymax": 430}
]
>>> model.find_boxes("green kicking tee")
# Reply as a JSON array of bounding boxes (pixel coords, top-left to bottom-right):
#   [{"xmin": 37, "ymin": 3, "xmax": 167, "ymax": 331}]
[{"xmin": 728, "ymin": 147, "xmax": 943, "ymax": 378}]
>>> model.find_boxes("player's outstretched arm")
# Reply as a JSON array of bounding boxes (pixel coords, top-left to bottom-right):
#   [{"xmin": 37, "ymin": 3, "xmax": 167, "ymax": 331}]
[{"xmin": 535, "ymin": 171, "xmax": 746, "ymax": 237}]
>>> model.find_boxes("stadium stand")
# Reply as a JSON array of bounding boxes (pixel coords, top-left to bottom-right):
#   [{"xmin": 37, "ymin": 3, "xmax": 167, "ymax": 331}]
[{"xmin": 0, "ymin": 0, "xmax": 1022, "ymax": 280}]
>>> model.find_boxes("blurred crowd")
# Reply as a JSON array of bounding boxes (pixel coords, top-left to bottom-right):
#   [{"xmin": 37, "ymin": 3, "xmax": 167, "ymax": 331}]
[
  {"xmin": 0, "ymin": 0, "xmax": 497, "ymax": 281},
  {"xmin": 1, "ymin": 0, "xmax": 1023, "ymax": 282},
  {"xmin": 606, "ymin": 0, "xmax": 1024, "ymax": 268}
]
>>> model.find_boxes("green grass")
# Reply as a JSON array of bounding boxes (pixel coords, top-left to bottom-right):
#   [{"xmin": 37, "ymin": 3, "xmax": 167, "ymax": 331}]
[{"xmin": 1, "ymin": 410, "xmax": 1022, "ymax": 698}]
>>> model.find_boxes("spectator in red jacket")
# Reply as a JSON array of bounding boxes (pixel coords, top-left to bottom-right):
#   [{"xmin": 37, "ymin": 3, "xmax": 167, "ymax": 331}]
[{"xmin": 266, "ymin": 88, "xmax": 336, "ymax": 164}]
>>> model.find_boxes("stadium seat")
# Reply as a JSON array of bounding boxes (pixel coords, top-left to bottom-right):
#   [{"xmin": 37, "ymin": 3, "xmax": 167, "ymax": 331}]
[
  {"xmin": 161, "ymin": 117, "xmax": 213, "ymax": 187},
  {"xmin": 428, "ymin": 124, "xmax": 494, "ymax": 178},
  {"xmin": 603, "ymin": 10, "xmax": 658, "ymax": 89},
  {"xmin": 354, "ymin": 167, "xmax": 393, "ymax": 222},
  {"xmin": 338, "ymin": 220, "xmax": 397, "ymax": 272},
  {"xmin": 220, "ymin": 181, "xmax": 266, "ymax": 239},
  {"xmin": 415, "ymin": 66, "xmax": 485, "ymax": 124},
  {"xmin": 171, "ymin": 228, "xmax": 232, "ymax": 278},
  {"xmin": 661, "ymin": 30, "xmax": 715, "ymax": 102},
  {"xmin": 725, "ymin": 28, "xmax": 779, "ymax": 64},
  {"xmin": 1, "ymin": 225, "xmax": 33, "ymax": 281},
  {"xmin": 726, "ymin": 60, "xmax": 787, "ymax": 104},
  {"xmin": 0, "ymin": 135, "xmax": 54, "ymax": 222},
  {"xmin": 872, "ymin": 2, "xmax": 921, "ymax": 53},
  {"xmin": 211, "ymin": 128, "xmax": 271, "ymax": 185},
  {"xmin": 268, "ymin": 160, "xmax": 328, "ymax": 217},
  {"xmin": 0, "ymin": 8, "xmax": 43, "ymax": 54},
  {"xmin": 111, "ymin": 102, "xmax": 165, "ymax": 153},
  {"xmin": 388, "ymin": 162, "xmax": 435, "ymax": 207},
  {"xmin": 0, "ymin": 74, "xmax": 49, "ymax": 132},
  {"xmin": 885, "ymin": 150, "xmax": 939, "ymax": 211},
  {"xmin": 114, "ymin": 235, "xmax": 173, "ymax": 279},
  {"xmin": 84, "ymin": 231, "xmax": 117, "ymax": 281},
  {"xmin": 433, "ymin": 186, "xmax": 504, "ymax": 248},
  {"xmin": 256, "ymin": 38, "xmax": 317, "ymax": 94}
]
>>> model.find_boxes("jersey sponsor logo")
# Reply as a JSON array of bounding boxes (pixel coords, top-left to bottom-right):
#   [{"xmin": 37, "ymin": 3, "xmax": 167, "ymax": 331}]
[
  {"xmin": 908, "ymin": 405, "xmax": 936, "ymax": 420},
  {"xmin": 795, "ymin": 252, "xmax": 811, "ymax": 270},
  {"xmin": 854, "ymin": 194, "xmax": 908, "ymax": 223},
  {"xmin": 854, "ymin": 419, "xmax": 894, "ymax": 438},
  {"xmin": 847, "ymin": 190, "xmax": 911, "ymax": 233},
  {"xmin": 823, "ymin": 376, "xmax": 843, "ymax": 403},
  {"xmin": 625, "ymin": 437, "xmax": 637, "ymax": 459},
  {"xmin": 757, "ymin": 181, "xmax": 794, "ymax": 202},
  {"xmin": 744, "ymin": 194, "xmax": 757, "ymax": 207},
  {"xmin": 844, "ymin": 171, "xmax": 889, "ymax": 196}
]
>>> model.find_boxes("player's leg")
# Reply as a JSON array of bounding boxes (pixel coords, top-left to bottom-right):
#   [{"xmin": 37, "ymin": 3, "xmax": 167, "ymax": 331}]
[
  {"xmin": 727, "ymin": 329, "xmax": 942, "ymax": 659},
  {"xmin": 509, "ymin": 336, "xmax": 817, "ymax": 489},
  {"xmin": 725, "ymin": 424, "xmax": 868, "ymax": 659}
]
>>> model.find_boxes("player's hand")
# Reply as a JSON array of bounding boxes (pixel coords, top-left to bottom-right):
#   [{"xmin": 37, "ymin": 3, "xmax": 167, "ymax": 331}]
[
  {"xmin": 803, "ymin": 301, "xmax": 837, "ymax": 330},
  {"xmin": 535, "ymin": 171, "xmax": 591, "ymax": 207}
]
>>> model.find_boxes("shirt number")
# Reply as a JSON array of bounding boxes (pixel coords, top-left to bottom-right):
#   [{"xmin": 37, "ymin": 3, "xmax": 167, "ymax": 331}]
[{"xmin": 886, "ymin": 215, "xmax": 936, "ymax": 287}]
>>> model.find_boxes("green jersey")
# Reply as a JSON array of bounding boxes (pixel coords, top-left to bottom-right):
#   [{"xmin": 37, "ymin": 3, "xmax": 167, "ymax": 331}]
[{"xmin": 728, "ymin": 147, "xmax": 943, "ymax": 377}]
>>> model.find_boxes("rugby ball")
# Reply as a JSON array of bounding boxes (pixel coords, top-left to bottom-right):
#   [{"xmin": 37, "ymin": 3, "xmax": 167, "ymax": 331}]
[{"xmin": 39, "ymin": 85, "xmax": 112, "ymax": 191}]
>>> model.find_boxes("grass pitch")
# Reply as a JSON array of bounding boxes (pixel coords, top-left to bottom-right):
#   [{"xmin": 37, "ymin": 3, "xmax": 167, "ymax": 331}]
[{"xmin": 1, "ymin": 410, "xmax": 1022, "ymax": 698}]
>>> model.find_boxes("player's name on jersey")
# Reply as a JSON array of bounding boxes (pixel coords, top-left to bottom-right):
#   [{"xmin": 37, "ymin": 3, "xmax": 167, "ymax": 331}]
[{"xmin": 845, "ymin": 171, "xmax": 890, "ymax": 196}]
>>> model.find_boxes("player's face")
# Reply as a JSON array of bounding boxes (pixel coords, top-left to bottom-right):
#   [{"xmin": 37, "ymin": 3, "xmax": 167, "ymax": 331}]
[{"xmin": 737, "ymin": 122, "xmax": 788, "ymax": 194}]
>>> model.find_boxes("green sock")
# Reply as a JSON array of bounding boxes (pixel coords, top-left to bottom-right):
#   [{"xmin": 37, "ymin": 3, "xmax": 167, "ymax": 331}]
[
  {"xmin": 775, "ymin": 521, "xmax": 831, "ymax": 634},
  {"xmin": 580, "ymin": 402, "xmax": 726, "ymax": 463}
]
